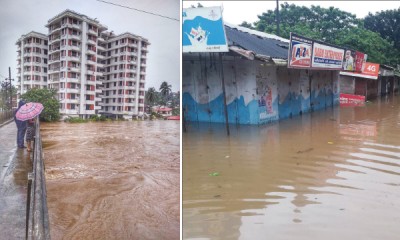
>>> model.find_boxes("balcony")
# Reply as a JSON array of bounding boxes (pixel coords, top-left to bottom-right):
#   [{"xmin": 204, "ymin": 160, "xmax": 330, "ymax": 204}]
[
  {"xmin": 88, "ymin": 29, "xmax": 97, "ymax": 35},
  {"xmin": 66, "ymin": 88, "xmax": 80, "ymax": 94},
  {"xmin": 95, "ymin": 105, "xmax": 102, "ymax": 110},
  {"xmin": 70, "ymin": 45, "xmax": 81, "ymax": 51},
  {"xmin": 124, "ymin": 102, "xmax": 136, "ymax": 107},
  {"xmin": 85, "ymin": 90, "xmax": 95, "ymax": 95},
  {"xmin": 63, "ymin": 98, "xmax": 80, "ymax": 104},
  {"xmin": 87, "ymin": 49, "xmax": 96, "ymax": 55},
  {"xmin": 97, "ymin": 45, "xmax": 106, "ymax": 51},
  {"xmin": 87, "ymin": 39, "xmax": 96, "ymax": 45},
  {"xmin": 69, "ymin": 55, "xmax": 81, "ymax": 61},
  {"xmin": 50, "ymin": 25, "xmax": 61, "ymax": 34},
  {"xmin": 49, "ymin": 36, "xmax": 61, "ymax": 44},
  {"xmin": 68, "ymin": 66, "xmax": 81, "ymax": 72},
  {"xmin": 70, "ymin": 34, "xmax": 81, "ymax": 41},
  {"xmin": 97, "ymin": 54, "xmax": 106, "ymax": 60},
  {"xmin": 98, "ymin": 37, "xmax": 105, "ymax": 42}
]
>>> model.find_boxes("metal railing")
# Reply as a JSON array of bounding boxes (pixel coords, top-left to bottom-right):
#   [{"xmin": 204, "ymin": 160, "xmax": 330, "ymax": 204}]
[
  {"xmin": 27, "ymin": 120, "xmax": 51, "ymax": 239},
  {"xmin": 0, "ymin": 110, "xmax": 13, "ymax": 125}
]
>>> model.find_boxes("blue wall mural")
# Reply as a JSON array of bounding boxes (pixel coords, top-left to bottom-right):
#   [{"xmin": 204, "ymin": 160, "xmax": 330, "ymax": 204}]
[{"xmin": 183, "ymin": 58, "xmax": 340, "ymax": 125}]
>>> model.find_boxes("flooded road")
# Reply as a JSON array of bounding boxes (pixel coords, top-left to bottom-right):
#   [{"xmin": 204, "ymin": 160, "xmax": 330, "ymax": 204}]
[
  {"xmin": 183, "ymin": 95, "xmax": 400, "ymax": 240},
  {"xmin": 41, "ymin": 120, "xmax": 180, "ymax": 240}
]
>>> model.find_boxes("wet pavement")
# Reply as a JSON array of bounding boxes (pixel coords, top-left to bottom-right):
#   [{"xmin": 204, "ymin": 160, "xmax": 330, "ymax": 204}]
[
  {"xmin": 183, "ymin": 95, "xmax": 400, "ymax": 239},
  {"xmin": 41, "ymin": 120, "xmax": 180, "ymax": 239},
  {"xmin": 0, "ymin": 121, "xmax": 32, "ymax": 239}
]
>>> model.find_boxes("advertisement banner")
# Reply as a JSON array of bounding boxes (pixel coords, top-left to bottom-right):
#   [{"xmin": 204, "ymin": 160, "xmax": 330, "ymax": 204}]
[
  {"xmin": 340, "ymin": 93, "xmax": 365, "ymax": 107},
  {"xmin": 362, "ymin": 62, "xmax": 380, "ymax": 77},
  {"xmin": 182, "ymin": 7, "xmax": 229, "ymax": 52},
  {"xmin": 311, "ymin": 42, "xmax": 344, "ymax": 69},
  {"xmin": 342, "ymin": 49, "xmax": 356, "ymax": 71},
  {"xmin": 288, "ymin": 33, "xmax": 313, "ymax": 68},
  {"xmin": 355, "ymin": 51, "xmax": 367, "ymax": 72}
]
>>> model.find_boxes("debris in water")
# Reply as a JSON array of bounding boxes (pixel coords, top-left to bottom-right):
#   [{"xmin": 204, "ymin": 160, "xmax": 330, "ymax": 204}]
[
  {"xmin": 328, "ymin": 142, "xmax": 334, "ymax": 144},
  {"xmin": 209, "ymin": 172, "xmax": 220, "ymax": 176},
  {"xmin": 297, "ymin": 148, "xmax": 313, "ymax": 154}
]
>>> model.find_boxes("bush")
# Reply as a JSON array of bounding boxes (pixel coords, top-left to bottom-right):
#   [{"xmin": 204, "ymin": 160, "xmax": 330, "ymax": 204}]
[{"xmin": 64, "ymin": 117, "xmax": 88, "ymax": 123}]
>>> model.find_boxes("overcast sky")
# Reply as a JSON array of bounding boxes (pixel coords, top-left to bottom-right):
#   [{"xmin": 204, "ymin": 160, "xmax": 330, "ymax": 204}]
[
  {"xmin": 182, "ymin": 1, "xmax": 400, "ymax": 25},
  {"xmin": 0, "ymin": 0, "xmax": 180, "ymax": 92}
]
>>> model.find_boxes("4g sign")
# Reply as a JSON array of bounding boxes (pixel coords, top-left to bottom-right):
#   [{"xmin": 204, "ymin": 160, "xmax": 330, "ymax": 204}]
[{"xmin": 362, "ymin": 62, "xmax": 380, "ymax": 77}]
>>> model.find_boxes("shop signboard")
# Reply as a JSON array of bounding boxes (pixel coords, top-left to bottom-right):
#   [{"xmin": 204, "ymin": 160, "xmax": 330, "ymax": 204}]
[
  {"xmin": 182, "ymin": 7, "xmax": 229, "ymax": 52},
  {"xmin": 288, "ymin": 33, "xmax": 313, "ymax": 68},
  {"xmin": 311, "ymin": 42, "xmax": 344, "ymax": 70}
]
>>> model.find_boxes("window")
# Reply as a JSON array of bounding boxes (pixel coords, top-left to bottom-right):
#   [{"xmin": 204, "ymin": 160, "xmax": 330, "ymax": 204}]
[{"xmin": 71, "ymin": 104, "xmax": 75, "ymax": 109}]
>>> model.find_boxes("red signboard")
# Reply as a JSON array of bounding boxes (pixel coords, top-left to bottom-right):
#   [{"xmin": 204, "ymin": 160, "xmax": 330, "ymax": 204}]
[
  {"xmin": 362, "ymin": 62, "xmax": 380, "ymax": 77},
  {"xmin": 355, "ymin": 51, "xmax": 367, "ymax": 72},
  {"xmin": 340, "ymin": 93, "xmax": 365, "ymax": 107}
]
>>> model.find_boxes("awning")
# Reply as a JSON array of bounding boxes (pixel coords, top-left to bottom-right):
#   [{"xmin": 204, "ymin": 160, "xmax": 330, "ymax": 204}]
[{"xmin": 339, "ymin": 71, "xmax": 378, "ymax": 80}]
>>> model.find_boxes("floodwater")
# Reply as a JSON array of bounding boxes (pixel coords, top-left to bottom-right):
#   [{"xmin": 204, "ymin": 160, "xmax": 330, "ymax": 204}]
[
  {"xmin": 41, "ymin": 120, "xmax": 180, "ymax": 240},
  {"xmin": 183, "ymin": 95, "xmax": 400, "ymax": 240}
]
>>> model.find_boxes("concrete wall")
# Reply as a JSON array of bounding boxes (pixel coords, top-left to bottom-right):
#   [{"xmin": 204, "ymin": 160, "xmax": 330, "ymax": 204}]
[{"xmin": 183, "ymin": 54, "xmax": 340, "ymax": 125}]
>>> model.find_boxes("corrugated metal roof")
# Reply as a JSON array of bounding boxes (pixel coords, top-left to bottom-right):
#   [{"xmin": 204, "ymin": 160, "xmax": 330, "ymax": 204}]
[{"xmin": 225, "ymin": 25, "xmax": 289, "ymax": 60}]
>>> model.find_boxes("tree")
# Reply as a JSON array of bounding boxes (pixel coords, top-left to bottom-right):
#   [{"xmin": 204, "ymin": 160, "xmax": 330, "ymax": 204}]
[
  {"xmin": 253, "ymin": 2, "xmax": 400, "ymax": 66},
  {"xmin": 159, "ymin": 81, "xmax": 172, "ymax": 105},
  {"xmin": 239, "ymin": 21, "xmax": 254, "ymax": 29},
  {"xmin": 20, "ymin": 88, "xmax": 60, "ymax": 122},
  {"xmin": 254, "ymin": 3, "xmax": 359, "ymax": 42},
  {"xmin": 364, "ymin": 8, "xmax": 400, "ymax": 49},
  {"xmin": 145, "ymin": 87, "xmax": 157, "ymax": 107}
]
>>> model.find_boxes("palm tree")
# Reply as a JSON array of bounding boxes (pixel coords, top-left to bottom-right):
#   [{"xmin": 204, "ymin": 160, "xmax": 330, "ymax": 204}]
[
  {"xmin": 159, "ymin": 81, "xmax": 172, "ymax": 106},
  {"xmin": 145, "ymin": 87, "xmax": 157, "ymax": 112}
]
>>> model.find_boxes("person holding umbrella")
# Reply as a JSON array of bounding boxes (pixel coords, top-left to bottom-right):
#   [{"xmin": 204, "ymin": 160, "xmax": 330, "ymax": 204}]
[
  {"xmin": 14, "ymin": 99, "xmax": 27, "ymax": 148},
  {"xmin": 15, "ymin": 102, "xmax": 44, "ymax": 152}
]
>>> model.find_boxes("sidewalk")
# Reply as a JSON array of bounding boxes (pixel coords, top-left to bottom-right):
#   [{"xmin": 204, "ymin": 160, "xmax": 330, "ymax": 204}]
[{"xmin": 0, "ymin": 121, "xmax": 32, "ymax": 239}]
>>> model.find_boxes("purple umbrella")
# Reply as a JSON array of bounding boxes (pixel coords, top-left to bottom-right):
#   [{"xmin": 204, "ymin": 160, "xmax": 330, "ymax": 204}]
[{"xmin": 15, "ymin": 102, "xmax": 44, "ymax": 121}]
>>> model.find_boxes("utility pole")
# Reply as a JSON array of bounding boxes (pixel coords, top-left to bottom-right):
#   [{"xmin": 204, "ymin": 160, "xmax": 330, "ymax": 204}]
[
  {"xmin": 276, "ymin": 0, "xmax": 280, "ymax": 36},
  {"xmin": 8, "ymin": 67, "xmax": 13, "ymax": 109}
]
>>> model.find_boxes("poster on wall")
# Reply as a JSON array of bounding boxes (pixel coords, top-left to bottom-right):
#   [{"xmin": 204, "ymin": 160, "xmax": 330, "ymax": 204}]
[
  {"xmin": 355, "ymin": 51, "xmax": 367, "ymax": 72},
  {"xmin": 311, "ymin": 42, "xmax": 344, "ymax": 69},
  {"xmin": 342, "ymin": 49, "xmax": 356, "ymax": 71},
  {"xmin": 288, "ymin": 33, "xmax": 313, "ymax": 68},
  {"xmin": 182, "ymin": 7, "xmax": 229, "ymax": 52}
]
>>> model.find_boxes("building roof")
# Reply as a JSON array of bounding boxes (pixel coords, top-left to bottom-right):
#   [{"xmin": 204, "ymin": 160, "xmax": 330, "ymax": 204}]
[{"xmin": 224, "ymin": 23, "xmax": 289, "ymax": 60}]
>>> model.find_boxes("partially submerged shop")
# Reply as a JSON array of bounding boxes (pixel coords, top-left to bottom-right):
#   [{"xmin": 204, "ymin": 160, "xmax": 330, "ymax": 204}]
[
  {"xmin": 182, "ymin": 7, "xmax": 346, "ymax": 125},
  {"xmin": 339, "ymin": 62, "xmax": 380, "ymax": 105}
]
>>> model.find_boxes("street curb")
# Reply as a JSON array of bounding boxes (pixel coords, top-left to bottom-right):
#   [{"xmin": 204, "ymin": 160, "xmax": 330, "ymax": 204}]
[{"xmin": 0, "ymin": 119, "xmax": 13, "ymax": 128}]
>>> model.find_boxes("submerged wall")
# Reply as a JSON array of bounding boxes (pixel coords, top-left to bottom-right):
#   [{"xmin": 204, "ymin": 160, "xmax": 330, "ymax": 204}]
[{"xmin": 183, "ymin": 53, "xmax": 340, "ymax": 125}]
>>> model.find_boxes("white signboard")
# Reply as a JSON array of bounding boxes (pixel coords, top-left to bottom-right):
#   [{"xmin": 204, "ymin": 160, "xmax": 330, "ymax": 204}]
[
  {"xmin": 311, "ymin": 42, "xmax": 344, "ymax": 70},
  {"xmin": 182, "ymin": 7, "xmax": 229, "ymax": 52}
]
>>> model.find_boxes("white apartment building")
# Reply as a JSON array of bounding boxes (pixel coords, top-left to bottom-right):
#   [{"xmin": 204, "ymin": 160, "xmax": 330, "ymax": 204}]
[
  {"xmin": 15, "ymin": 9, "xmax": 149, "ymax": 119},
  {"xmin": 16, "ymin": 32, "xmax": 48, "ymax": 96},
  {"xmin": 46, "ymin": 10, "xmax": 108, "ymax": 118},
  {"xmin": 102, "ymin": 32, "xmax": 149, "ymax": 117}
]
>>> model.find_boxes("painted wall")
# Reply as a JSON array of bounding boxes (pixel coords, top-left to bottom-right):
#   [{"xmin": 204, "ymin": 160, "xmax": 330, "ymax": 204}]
[{"xmin": 183, "ymin": 54, "xmax": 340, "ymax": 125}]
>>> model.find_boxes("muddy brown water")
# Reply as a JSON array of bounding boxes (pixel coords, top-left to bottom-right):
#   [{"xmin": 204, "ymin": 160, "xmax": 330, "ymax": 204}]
[
  {"xmin": 41, "ymin": 120, "xmax": 180, "ymax": 240},
  {"xmin": 183, "ymin": 96, "xmax": 400, "ymax": 240}
]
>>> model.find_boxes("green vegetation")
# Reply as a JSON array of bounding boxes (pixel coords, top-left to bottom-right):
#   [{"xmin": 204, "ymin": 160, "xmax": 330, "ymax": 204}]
[
  {"xmin": 65, "ymin": 115, "xmax": 112, "ymax": 123},
  {"xmin": 21, "ymin": 88, "xmax": 60, "ymax": 122},
  {"xmin": 240, "ymin": 2, "xmax": 400, "ymax": 66}
]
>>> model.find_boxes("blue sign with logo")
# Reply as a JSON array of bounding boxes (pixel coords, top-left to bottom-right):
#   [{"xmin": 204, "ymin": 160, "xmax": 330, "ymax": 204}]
[{"xmin": 182, "ymin": 7, "xmax": 229, "ymax": 52}]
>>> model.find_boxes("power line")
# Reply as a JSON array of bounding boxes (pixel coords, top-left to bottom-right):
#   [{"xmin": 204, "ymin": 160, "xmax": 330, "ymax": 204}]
[{"xmin": 95, "ymin": 0, "xmax": 179, "ymax": 22}]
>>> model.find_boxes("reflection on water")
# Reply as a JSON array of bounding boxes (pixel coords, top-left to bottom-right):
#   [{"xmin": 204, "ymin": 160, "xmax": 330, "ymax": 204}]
[
  {"xmin": 183, "ymin": 95, "xmax": 400, "ymax": 240},
  {"xmin": 41, "ymin": 121, "xmax": 180, "ymax": 240}
]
